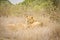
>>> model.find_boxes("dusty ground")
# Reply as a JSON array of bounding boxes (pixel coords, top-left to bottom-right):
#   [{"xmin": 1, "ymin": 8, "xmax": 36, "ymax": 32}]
[{"xmin": 0, "ymin": 13, "xmax": 60, "ymax": 40}]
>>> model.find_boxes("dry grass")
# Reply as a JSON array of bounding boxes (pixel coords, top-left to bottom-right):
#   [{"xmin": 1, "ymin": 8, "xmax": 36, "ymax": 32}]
[
  {"xmin": 0, "ymin": 0, "xmax": 60, "ymax": 40},
  {"xmin": 0, "ymin": 13, "xmax": 60, "ymax": 40}
]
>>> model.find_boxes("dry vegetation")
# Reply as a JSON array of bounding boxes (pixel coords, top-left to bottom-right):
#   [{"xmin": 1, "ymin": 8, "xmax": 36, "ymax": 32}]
[{"xmin": 0, "ymin": 0, "xmax": 60, "ymax": 40}]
